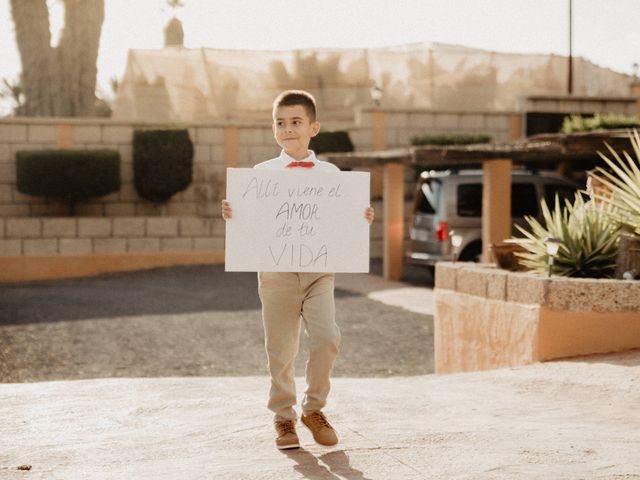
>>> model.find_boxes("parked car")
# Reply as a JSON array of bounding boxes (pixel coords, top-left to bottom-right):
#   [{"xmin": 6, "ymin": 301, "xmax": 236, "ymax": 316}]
[{"xmin": 406, "ymin": 169, "xmax": 580, "ymax": 268}]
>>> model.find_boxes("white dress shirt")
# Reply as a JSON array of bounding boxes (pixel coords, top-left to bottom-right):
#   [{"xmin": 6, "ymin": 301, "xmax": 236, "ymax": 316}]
[{"xmin": 254, "ymin": 150, "xmax": 340, "ymax": 172}]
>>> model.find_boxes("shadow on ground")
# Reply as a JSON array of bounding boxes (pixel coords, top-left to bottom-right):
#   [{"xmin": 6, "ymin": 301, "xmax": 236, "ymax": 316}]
[
  {"xmin": 0, "ymin": 260, "xmax": 433, "ymax": 326},
  {"xmin": 285, "ymin": 448, "xmax": 373, "ymax": 480},
  {"xmin": 0, "ymin": 265, "xmax": 360, "ymax": 325}
]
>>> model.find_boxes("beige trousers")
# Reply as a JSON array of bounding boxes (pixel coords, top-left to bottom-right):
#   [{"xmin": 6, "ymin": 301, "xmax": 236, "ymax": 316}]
[{"xmin": 258, "ymin": 272, "xmax": 340, "ymax": 422}]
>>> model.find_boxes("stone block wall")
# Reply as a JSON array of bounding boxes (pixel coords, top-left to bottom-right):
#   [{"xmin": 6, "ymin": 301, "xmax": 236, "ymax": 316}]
[
  {"xmin": 0, "ymin": 111, "xmax": 509, "ymax": 263},
  {"xmin": 0, "ymin": 216, "xmax": 225, "ymax": 257},
  {"xmin": 0, "ymin": 119, "xmax": 282, "ymax": 218},
  {"xmin": 524, "ymin": 95, "xmax": 637, "ymax": 115},
  {"xmin": 0, "ymin": 112, "xmax": 510, "ymax": 219},
  {"xmin": 0, "ymin": 214, "xmax": 396, "ymax": 259},
  {"xmin": 356, "ymin": 109, "xmax": 514, "ymax": 148}
]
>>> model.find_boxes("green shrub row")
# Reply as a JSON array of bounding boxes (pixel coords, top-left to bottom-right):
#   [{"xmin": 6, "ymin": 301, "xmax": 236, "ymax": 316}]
[
  {"xmin": 309, "ymin": 131, "xmax": 354, "ymax": 154},
  {"xmin": 411, "ymin": 133, "xmax": 492, "ymax": 146},
  {"xmin": 16, "ymin": 149, "xmax": 120, "ymax": 215},
  {"xmin": 15, "ymin": 129, "xmax": 195, "ymax": 215},
  {"xmin": 133, "ymin": 129, "xmax": 194, "ymax": 203},
  {"xmin": 561, "ymin": 113, "xmax": 640, "ymax": 134}
]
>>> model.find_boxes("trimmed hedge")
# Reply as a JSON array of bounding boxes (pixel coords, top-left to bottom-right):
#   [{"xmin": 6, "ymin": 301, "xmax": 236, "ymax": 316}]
[
  {"xmin": 309, "ymin": 131, "xmax": 354, "ymax": 154},
  {"xmin": 133, "ymin": 129, "xmax": 194, "ymax": 203},
  {"xmin": 561, "ymin": 113, "xmax": 640, "ymax": 134},
  {"xmin": 411, "ymin": 133, "xmax": 492, "ymax": 146},
  {"xmin": 16, "ymin": 149, "xmax": 120, "ymax": 215}
]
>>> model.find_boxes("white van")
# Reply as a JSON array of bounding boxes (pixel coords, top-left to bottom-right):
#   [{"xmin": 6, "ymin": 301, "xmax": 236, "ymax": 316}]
[{"xmin": 406, "ymin": 169, "xmax": 579, "ymax": 267}]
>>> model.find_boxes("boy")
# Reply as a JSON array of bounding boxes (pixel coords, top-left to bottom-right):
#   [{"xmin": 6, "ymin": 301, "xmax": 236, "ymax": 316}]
[{"xmin": 222, "ymin": 90, "xmax": 375, "ymax": 450}]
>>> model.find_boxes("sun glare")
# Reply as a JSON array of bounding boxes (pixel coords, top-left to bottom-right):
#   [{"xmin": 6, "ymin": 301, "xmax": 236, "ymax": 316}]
[{"xmin": 46, "ymin": 0, "xmax": 64, "ymax": 48}]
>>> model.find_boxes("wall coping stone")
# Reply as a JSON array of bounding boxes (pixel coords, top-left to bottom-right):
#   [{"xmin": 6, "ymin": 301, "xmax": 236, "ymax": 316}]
[
  {"xmin": 0, "ymin": 110, "xmax": 519, "ymax": 129},
  {"xmin": 0, "ymin": 118, "xmax": 270, "ymax": 129},
  {"xmin": 435, "ymin": 262, "xmax": 640, "ymax": 313},
  {"xmin": 357, "ymin": 108, "xmax": 520, "ymax": 116}
]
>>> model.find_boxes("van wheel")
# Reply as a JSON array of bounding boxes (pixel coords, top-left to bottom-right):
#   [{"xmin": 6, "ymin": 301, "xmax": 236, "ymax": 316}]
[{"xmin": 459, "ymin": 242, "xmax": 482, "ymax": 262}]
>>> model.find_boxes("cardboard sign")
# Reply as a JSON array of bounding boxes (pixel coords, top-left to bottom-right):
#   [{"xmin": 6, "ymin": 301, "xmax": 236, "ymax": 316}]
[{"xmin": 225, "ymin": 168, "xmax": 370, "ymax": 272}]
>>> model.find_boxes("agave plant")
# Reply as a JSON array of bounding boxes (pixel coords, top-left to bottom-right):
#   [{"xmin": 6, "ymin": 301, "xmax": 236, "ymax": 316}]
[
  {"xmin": 590, "ymin": 129, "xmax": 640, "ymax": 241},
  {"xmin": 510, "ymin": 193, "xmax": 619, "ymax": 278}
]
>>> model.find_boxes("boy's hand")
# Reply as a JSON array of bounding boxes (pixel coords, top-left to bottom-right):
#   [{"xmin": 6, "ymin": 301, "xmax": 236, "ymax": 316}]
[
  {"xmin": 221, "ymin": 200, "xmax": 232, "ymax": 220},
  {"xmin": 365, "ymin": 206, "xmax": 375, "ymax": 224}
]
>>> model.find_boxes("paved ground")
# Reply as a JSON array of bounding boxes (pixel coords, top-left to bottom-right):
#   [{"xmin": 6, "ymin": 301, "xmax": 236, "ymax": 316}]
[
  {"xmin": 2, "ymin": 263, "xmax": 638, "ymax": 479},
  {"xmin": 1, "ymin": 351, "xmax": 639, "ymax": 479}
]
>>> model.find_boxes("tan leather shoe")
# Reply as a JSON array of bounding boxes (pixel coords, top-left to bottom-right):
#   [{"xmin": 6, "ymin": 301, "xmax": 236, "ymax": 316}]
[
  {"xmin": 301, "ymin": 411, "xmax": 338, "ymax": 446},
  {"xmin": 275, "ymin": 420, "xmax": 300, "ymax": 450}
]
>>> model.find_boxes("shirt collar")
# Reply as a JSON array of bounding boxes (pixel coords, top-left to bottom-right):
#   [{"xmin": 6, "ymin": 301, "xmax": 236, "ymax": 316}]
[{"xmin": 278, "ymin": 149, "xmax": 317, "ymax": 166}]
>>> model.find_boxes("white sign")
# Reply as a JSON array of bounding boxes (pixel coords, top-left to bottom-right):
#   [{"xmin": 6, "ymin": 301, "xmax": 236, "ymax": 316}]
[{"xmin": 225, "ymin": 168, "xmax": 370, "ymax": 272}]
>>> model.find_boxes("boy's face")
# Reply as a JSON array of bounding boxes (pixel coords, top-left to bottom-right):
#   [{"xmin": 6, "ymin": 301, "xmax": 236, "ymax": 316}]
[{"xmin": 272, "ymin": 105, "xmax": 320, "ymax": 159}]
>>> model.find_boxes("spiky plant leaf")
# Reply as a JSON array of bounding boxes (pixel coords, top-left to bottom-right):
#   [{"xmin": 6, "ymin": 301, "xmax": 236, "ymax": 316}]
[
  {"xmin": 591, "ymin": 129, "xmax": 640, "ymax": 239},
  {"xmin": 511, "ymin": 194, "xmax": 619, "ymax": 278}
]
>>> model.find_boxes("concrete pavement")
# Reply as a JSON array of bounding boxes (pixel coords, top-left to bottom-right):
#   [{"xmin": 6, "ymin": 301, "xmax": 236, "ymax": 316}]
[{"xmin": 1, "ymin": 350, "xmax": 639, "ymax": 479}]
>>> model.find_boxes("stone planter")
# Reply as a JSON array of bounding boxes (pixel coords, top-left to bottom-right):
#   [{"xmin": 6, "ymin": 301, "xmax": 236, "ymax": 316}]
[
  {"xmin": 616, "ymin": 233, "xmax": 640, "ymax": 279},
  {"xmin": 434, "ymin": 262, "xmax": 640, "ymax": 374}
]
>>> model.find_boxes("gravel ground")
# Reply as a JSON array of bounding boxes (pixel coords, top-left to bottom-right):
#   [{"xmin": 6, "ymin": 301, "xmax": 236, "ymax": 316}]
[{"xmin": 0, "ymin": 263, "xmax": 433, "ymax": 382}]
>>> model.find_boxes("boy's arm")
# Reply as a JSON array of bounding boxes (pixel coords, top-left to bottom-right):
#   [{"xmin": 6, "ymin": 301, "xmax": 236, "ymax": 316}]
[{"xmin": 221, "ymin": 199, "xmax": 232, "ymax": 220}]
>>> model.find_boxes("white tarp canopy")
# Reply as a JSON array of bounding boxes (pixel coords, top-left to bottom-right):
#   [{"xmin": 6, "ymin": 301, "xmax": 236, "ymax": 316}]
[{"xmin": 112, "ymin": 42, "xmax": 632, "ymax": 123}]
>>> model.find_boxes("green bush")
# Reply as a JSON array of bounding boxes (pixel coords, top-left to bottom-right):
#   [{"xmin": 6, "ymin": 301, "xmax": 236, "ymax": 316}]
[
  {"xmin": 309, "ymin": 131, "xmax": 354, "ymax": 154},
  {"xmin": 411, "ymin": 133, "xmax": 492, "ymax": 146},
  {"xmin": 510, "ymin": 194, "xmax": 619, "ymax": 278},
  {"xmin": 16, "ymin": 149, "xmax": 120, "ymax": 215},
  {"xmin": 561, "ymin": 113, "xmax": 640, "ymax": 134},
  {"xmin": 590, "ymin": 129, "xmax": 640, "ymax": 241},
  {"xmin": 133, "ymin": 129, "xmax": 194, "ymax": 203}
]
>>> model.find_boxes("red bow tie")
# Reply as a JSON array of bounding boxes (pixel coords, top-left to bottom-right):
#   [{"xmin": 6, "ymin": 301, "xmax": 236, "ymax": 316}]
[{"xmin": 286, "ymin": 161, "xmax": 315, "ymax": 168}]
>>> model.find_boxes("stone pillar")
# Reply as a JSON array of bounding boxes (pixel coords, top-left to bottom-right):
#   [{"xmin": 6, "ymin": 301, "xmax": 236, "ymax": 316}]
[
  {"xmin": 370, "ymin": 165, "xmax": 384, "ymax": 199},
  {"xmin": 482, "ymin": 159, "xmax": 512, "ymax": 262},
  {"xmin": 223, "ymin": 127, "xmax": 240, "ymax": 197},
  {"xmin": 372, "ymin": 111, "xmax": 386, "ymax": 151},
  {"xmin": 57, "ymin": 124, "xmax": 73, "ymax": 148},
  {"xmin": 223, "ymin": 127, "xmax": 240, "ymax": 169},
  {"xmin": 508, "ymin": 114, "xmax": 523, "ymax": 141},
  {"xmin": 632, "ymin": 81, "xmax": 640, "ymax": 114},
  {"xmin": 383, "ymin": 162, "xmax": 404, "ymax": 280}
]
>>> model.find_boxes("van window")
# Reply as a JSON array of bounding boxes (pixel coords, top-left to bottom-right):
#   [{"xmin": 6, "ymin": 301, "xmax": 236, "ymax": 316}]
[
  {"xmin": 457, "ymin": 184, "xmax": 482, "ymax": 217},
  {"xmin": 416, "ymin": 179, "xmax": 441, "ymax": 214},
  {"xmin": 512, "ymin": 183, "xmax": 538, "ymax": 217},
  {"xmin": 457, "ymin": 182, "xmax": 539, "ymax": 217},
  {"xmin": 544, "ymin": 184, "xmax": 577, "ymax": 207}
]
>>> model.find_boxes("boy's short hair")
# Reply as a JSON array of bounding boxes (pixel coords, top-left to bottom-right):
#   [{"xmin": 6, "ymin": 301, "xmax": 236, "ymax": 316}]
[{"xmin": 272, "ymin": 90, "xmax": 317, "ymax": 122}]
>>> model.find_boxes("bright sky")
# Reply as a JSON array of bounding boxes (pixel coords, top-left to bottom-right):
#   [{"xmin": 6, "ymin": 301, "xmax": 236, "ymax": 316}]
[{"xmin": 1, "ymin": 0, "xmax": 639, "ymax": 110}]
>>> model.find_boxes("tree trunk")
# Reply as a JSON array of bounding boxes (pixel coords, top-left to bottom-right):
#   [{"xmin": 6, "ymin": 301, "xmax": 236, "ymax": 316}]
[
  {"xmin": 9, "ymin": 0, "xmax": 56, "ymax": 116},
  {"xmin": 10, "ymin": 0, "xmax": 104, "ymax": 117}
]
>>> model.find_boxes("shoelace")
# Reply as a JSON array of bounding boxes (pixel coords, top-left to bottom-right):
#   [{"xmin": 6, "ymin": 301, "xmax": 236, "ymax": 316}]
[
  {"xmin": 307, "ymin": 412, "xmax": 331, "ymax": 429},
  {"xmin": 276, "ymin": 421, "xmax": 295, "ymax": 435}
]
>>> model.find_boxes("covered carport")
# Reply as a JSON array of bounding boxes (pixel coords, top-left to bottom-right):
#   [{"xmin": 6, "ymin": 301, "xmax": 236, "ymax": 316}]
[{"xmin": 327, "ymin": 130, "xmax": 635, "ymax": 278}]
